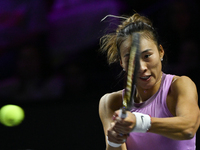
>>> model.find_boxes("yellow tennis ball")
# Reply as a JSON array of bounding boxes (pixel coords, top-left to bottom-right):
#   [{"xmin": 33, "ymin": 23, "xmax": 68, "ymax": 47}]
[{"xmin": 0, "ymin": 104, "xmax": 25, "ymax": 127}]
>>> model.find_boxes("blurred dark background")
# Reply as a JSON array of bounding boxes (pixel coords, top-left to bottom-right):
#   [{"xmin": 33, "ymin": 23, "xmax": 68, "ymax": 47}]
[{"xmin": 0, "ymin": 0, "xmax": 199, "ymax": 149}]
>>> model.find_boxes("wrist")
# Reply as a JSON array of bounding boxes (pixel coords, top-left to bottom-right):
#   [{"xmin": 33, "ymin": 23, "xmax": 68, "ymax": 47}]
[
  {"xmin": 131, "ymin": 112, "xmax": 151, "ymax": 133},
  {"xmin": 106, "ymin": 136, "xmax": 122, "ymax": 147}
]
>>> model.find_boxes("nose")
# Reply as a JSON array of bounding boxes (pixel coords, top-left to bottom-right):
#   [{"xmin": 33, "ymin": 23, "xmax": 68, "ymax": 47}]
[{"xmin": 139, "ymin": 59, "xmax": 147, "ymax": 73}]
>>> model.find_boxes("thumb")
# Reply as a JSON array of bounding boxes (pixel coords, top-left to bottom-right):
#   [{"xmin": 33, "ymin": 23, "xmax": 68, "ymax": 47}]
[
  {"xmin": 114, "ymin": 110, "xmax": 120, "ymax": 116},
  {"xmin": 114, "ymin": 110, "xmax": 124, "ymax": 122},
  {"xmin": 112, "ymin": 111, "xmax": 119, "ymax": 121}
]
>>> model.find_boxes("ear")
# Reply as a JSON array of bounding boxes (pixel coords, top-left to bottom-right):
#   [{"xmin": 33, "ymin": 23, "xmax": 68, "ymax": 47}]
[
  {"xmin": 120, "ymin": 59, "xmax": 124, "ymax": 70},
  {"xmin": 159, "ymin": 45, "xmax": 164, "ymax": 59}
]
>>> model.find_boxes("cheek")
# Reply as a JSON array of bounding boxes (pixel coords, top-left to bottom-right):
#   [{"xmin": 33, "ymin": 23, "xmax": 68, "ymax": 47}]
[{"xmin": 148, "ymin": 57, "xmax": 161, "ymax": 69}]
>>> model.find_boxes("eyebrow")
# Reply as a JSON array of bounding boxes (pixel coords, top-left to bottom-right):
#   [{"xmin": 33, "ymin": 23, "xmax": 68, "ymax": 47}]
[
  {"xmin": 123, "ymin": 49, "xmax": 152, "ymax": 57},
  {"xmin": 123, "ymin": 53, "xmax": 130, "ymax": 57},
  {"xmin": 141, "ymin": 49, "xmax": 152, "ymax": 54}
]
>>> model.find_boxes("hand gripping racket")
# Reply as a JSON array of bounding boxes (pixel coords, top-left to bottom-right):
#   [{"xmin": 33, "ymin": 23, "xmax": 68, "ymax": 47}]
[
  {"xmin": 119, "ymin": 33, "xmax": 140, "ymax": 119},
  {"xmin": 107, "ymin": 33, "xmax": 140, "ymax": 148}
]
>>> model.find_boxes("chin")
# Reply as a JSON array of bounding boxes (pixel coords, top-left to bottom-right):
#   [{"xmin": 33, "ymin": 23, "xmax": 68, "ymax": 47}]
[{"xmin": 138, "ymin": 80, "xmax": 156, "ymax": 90}]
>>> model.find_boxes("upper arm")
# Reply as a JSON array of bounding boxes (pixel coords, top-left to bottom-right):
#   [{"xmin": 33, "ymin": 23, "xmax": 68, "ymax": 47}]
[
  {"xmin": 99, "ymin": 92, "xmax": 127, "ymax": 150},
  {"xmin": 170, "ymin": 76, "xmax": 200, "ymax": 129},
  {"xmin": 171, "ymin": 76, "xmax": 198, "ymax": 115},
  {"xmin": 99, "ymin": 94, "xmax": 112, "ymax": 129},
  {"xmin": 99, "ymin": 92, "xmax": 123, "ymax": 131}
]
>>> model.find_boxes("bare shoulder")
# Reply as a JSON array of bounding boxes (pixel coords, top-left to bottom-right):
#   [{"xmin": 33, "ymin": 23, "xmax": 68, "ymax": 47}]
[
  {"xmin": 170, "ymin": 75, "xmax": 198, "ymax": 105},
  {"xmin": 99, "ymin": 90, "xmax": 123, "ymax": 111},
  {"xmin": 171, "ymin": 75, "xmax": 197, "ymax": 94},
  {"xmin": 99, "ymin": 90, "xmax": 123, "ymax": 119},
  {"xmin": 167, "ymin": 75, "xmax": 198, "ymax": 116}
]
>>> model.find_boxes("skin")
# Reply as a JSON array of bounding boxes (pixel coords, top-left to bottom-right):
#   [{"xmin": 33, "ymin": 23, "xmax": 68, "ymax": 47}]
[
  {"xmin": 99, "ymin": 35, "xmax": 200, "ymax": 150},
  {"xmin": 120, "ymin": 36, "xmax": 164, "ymax": 102}
]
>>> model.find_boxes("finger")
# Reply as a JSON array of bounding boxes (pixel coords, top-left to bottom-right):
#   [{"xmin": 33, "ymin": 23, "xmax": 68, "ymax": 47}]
[
  {"xmin": 107, "ymin": 130, "xmax": 119, "ymax": 143},
  {"xmin": 114, "ymin": 122, "xmax": 134, "ymax": 134},
  {"xmin": 107, "ymin": 128, "xmax": 127, "ymax": 144},
  {"xmin": 114, "ymin": 126, "xmax": 131, "ymax": 134},
  {"xmin": 108, "ymin": 122, "xmax": 115, "ymax": 130},
  {"xmin": 108, "ymin": 133, "xmax": 127, "ymax": 144},
  {"xmin": 117, "ymin": 133, "xmax": 129, "ymax": 139},
  {"xmin": 115, "ymin": 119, "xmax": 132, "ymax": 128},
  {"xmin": 112, "ymin": 113, "xmax": 118, "ymax": 121},
  {"xmin": 115, "ymin": 110, "xmax": 120, "ymax": 115},
  {"xmin": 115, "ymin": 116, "xmax": 123, "ymax": 123},
  {"xmin": 116, "ymin": 113, "xmax": 136, "ymax": 127},
  {"xmin": 114, "ymin": 110, "xmax": 123, "ymax": 120}
]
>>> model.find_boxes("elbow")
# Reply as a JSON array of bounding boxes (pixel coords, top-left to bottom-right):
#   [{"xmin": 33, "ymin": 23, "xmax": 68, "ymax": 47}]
[
  {"xmin": 183, "ymin": 112, "xmax": 200, "ymax": 140},
  {"xmin": 182, "ymin": 127, "xmax": 196, "ymax": 140},
  {"xmin": 182, "ymin": 115, "xmax": 200, "ymax": 140},
  {"xmin": 183, "ymin": 131, "xmax": 195, "ymax": 140}
]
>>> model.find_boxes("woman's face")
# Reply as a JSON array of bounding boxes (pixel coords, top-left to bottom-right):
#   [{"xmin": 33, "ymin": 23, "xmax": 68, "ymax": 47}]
[{"xmin": 119, "ymin": 35, "xmax": 164, "ymax": 90}]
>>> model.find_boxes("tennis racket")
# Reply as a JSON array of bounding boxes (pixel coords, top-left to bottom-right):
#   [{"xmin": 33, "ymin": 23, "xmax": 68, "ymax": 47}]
[{"xmin": 119, "ymin": 33, "xmax": 140, "ymax": 119}]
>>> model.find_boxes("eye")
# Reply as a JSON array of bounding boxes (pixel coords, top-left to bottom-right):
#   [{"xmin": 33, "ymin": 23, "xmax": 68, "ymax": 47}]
[
  {"xmin": 124, "ymin": 55, "xmax": 130, "ymax": 63},
  {"xmin": 144, "ymin": 54, "xmax": 151, "ymax": 59}
]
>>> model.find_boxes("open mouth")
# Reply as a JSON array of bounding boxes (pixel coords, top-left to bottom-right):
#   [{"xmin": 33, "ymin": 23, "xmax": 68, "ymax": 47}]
[{"xmin": 140, "ymin": 75, "xmax": 151, "ymax": 81}]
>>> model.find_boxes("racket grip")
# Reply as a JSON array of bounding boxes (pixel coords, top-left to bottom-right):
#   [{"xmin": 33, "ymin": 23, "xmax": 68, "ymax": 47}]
[{"xmin": 119, "ymin": 107, "xmax": 127, "ymax": 119}]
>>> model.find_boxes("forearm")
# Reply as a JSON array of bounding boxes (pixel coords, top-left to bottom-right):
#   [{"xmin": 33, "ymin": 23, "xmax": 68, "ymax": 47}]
[{"xmin": 149, "ymin": 116, "xmax": 199, "ymax": 140}]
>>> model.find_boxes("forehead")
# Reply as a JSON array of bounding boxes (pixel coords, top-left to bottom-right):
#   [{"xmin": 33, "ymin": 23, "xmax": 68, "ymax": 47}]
[{"xmin": 119, "ymin": 36, "xmax": 158, "ymax": 54}]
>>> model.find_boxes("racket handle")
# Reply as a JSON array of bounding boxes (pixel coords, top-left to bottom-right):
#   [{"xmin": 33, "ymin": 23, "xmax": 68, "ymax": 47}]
[{"xmin": 119, "ymin": 107, "xmax": 127, "ymax": 119}]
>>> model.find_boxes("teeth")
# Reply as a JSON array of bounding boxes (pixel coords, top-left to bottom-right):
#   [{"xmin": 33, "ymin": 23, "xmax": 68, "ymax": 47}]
[{"xmin": 141, "ymin": 76, "xmax": 149, "ymax": 79}]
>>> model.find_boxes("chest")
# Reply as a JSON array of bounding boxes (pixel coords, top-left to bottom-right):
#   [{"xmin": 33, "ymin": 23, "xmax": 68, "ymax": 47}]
[{"xmin": 131, "ymin": 88, "xmax": 175, "ymax": 118}]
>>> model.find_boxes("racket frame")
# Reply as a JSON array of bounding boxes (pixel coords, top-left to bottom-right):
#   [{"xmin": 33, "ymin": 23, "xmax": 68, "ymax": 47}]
[{"xmin": 119, "ymin": 33, "xmax": 140, "ymax": 119}]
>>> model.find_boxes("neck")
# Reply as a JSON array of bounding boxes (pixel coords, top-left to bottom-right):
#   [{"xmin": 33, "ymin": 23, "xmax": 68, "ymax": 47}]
[{"xmin": 135, "ymin": 72, "xmax": 163, "ymax": 103}]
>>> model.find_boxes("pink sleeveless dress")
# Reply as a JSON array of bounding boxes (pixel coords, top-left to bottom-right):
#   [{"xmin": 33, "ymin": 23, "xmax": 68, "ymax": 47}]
[{"xmin": 125, "ymin": 73, "xmax": 196, "ymax": 150}]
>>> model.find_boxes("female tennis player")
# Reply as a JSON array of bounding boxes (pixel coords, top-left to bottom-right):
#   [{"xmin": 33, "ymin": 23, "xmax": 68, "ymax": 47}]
[{"xmin": 99, "ymin": 13, "xmax": 200, "ymax": 150}]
